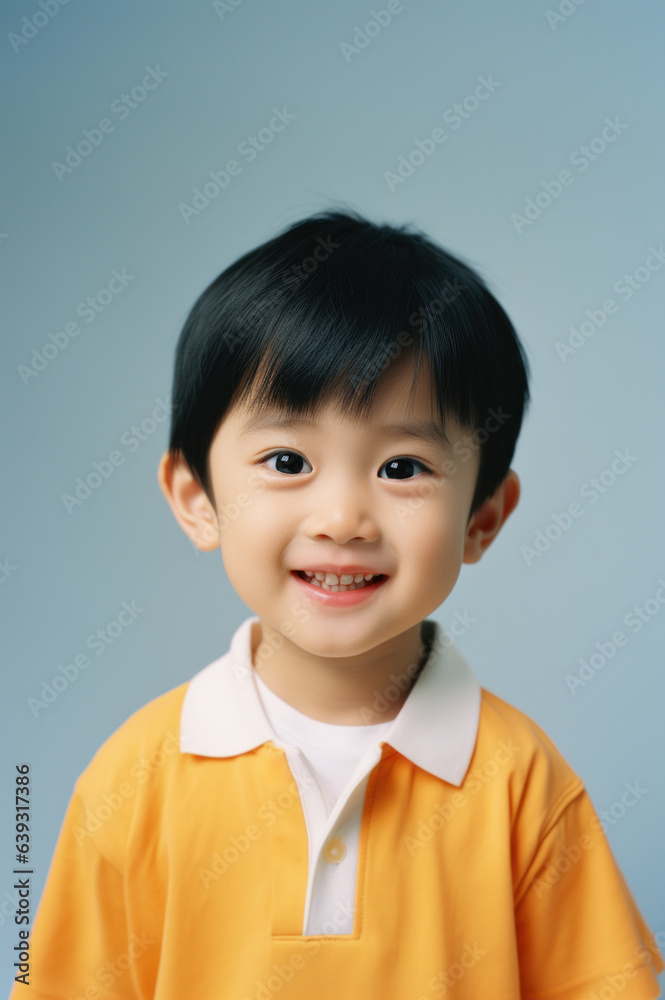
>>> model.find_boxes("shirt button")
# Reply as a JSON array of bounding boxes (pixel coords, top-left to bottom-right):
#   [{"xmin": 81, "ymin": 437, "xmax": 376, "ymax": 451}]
[{"xmin": 322, "ymin": 837, "xmax": 346, "ymax": 864}]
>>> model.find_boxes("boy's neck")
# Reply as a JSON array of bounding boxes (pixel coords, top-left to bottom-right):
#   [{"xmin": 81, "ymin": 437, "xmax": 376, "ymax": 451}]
[{"xmin": 249, "ymin": 619, "xmax": 431, "ymax": 726}]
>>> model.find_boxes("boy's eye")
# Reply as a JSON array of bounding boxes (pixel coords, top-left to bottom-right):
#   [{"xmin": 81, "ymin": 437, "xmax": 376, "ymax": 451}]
[
  {"xmin": 263, "ymin": 451, "xmax": 313, "ymax": 475},
  {"xmin": 261, "ymin": 451, "xmax": 432, "ymax": 479},
  {"xmin": 378, "ymin": 457, "xmax": 433, "ymax": 480}
]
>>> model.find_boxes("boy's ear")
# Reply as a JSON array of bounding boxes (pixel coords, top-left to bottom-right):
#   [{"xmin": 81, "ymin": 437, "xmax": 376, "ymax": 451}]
[
  {"xmin": 157, "ymin": 451, "xmax": 220, "ymax": 551},
  {"xmin": 462, "ymin": 470, "xmax": 520, "ymax": 564}
]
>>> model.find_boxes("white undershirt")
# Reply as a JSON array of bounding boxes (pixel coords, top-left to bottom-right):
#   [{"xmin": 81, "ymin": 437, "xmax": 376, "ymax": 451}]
[
  {"xmin": 254, "ymin": 671, "xmax": 393, "ymax": 813},
  {"xmin": 252, "ymin": 670, "xmax": 394, "ymax": 934}
]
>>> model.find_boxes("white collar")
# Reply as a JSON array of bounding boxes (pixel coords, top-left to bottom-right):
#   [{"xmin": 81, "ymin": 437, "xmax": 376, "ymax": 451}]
[{"xmin": 180, "ymin": 615, "xmax": 481, "ymax": 786}]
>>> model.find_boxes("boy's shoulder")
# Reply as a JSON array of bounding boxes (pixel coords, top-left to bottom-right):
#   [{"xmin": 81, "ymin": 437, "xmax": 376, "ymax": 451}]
[
  {"xmin": 474, "ymin": 685, "xmax": 587, "ymax": 839},
  {"xmin": 476, "ymin": 684, "xmax": 583, "ymax": 782},
  {"xmin": 477, "ymin": 685, "xmax": 577, "ymax": 764},
  {"xmin": 75, "ymin": 678, "xmax": 190, "ymax": 797}
]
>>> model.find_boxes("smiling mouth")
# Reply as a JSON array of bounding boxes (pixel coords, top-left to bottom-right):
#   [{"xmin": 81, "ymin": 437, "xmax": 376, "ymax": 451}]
[{"xmin": 294, "ymin": 570, "xmax": 386, "ymax": 592}]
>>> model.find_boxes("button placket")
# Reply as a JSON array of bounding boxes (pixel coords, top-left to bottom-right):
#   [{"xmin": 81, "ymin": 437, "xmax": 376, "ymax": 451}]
[
  {"xmin": 302, "ymin": 744, "xmax": 384, "ymax": 935},
  {"xmin": 282, "ymin": 746, "xmax": 330, "ymax": 870},
  {"xmin": 315, "ymin": 744, "xmax": 383, "ymax": 846}
]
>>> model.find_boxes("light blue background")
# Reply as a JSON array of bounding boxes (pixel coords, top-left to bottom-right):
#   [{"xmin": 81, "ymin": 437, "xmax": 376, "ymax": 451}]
[{"xmin": 2, "ymin": 0, "xmax": 664, "ymax": 989}]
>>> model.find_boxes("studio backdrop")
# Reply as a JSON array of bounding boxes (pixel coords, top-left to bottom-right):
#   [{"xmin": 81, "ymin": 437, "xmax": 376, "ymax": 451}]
[{"xmin": 1, "ymin": 0, "xmax": 664, "ymax": 989}]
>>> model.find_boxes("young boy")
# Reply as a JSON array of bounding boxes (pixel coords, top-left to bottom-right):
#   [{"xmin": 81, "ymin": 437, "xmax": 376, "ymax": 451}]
[{"xmin": 14, "ymin": 211, "xmax": 663, "ymax": 999}]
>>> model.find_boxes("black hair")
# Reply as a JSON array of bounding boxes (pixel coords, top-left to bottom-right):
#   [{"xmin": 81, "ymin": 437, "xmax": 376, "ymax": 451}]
[{"xmin": 166, "ymin": 209, "xmax": 530, "ymax": 522}]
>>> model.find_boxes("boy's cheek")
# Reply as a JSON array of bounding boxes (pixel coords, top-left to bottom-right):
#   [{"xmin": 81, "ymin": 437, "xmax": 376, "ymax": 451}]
[
  {"xmin": 209, "ymin": 471, "xmax": 268, "ymax": 537},
  {"xmin": 246, "ymin": 469, "xmax": 265, "ymax": 491}
]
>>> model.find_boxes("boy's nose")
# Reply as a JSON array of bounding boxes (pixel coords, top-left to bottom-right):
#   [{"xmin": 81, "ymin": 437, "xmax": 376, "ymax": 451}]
[{"xmin": 303, "ymin": 491, "xmax": 381, "ymax": 545}]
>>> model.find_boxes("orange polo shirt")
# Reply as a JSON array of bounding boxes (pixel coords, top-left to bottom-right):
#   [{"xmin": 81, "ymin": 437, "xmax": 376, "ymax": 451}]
[{"xmin": 10, "ymin": 617, "xmax": 663, "ymax": 999}]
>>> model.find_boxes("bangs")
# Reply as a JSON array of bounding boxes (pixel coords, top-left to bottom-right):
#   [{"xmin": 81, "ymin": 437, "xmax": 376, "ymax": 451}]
[{"xmin": 221, "ymin": 261, "xmax": 456, "ymax": 429}]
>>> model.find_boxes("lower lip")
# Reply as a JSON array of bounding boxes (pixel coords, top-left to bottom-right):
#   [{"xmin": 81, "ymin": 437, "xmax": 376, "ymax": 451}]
[{"xmin": 290, "ymin": 571, "xmax": 388, "ymax": 606}]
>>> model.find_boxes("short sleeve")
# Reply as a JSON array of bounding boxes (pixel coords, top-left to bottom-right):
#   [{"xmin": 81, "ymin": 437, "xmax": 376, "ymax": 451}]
[
  {"xmin": 8, "ymin": 783, "xmax": 138, "ymax": 1000},
  {"xmin": 514, "ymin": 784, "xmax": 664, "ymax": 1000}
]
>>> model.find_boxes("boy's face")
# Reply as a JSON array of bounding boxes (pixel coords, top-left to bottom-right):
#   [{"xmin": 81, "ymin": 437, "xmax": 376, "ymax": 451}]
[{"xmin": 158, "ymin": 355, "xmax": 519, "ymax": 661}]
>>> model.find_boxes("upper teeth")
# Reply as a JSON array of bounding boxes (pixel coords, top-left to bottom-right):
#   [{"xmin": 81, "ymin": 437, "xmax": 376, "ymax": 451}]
[{"xmin": 303, "ymin": 571, "xmax": 377, "ymax": 585}]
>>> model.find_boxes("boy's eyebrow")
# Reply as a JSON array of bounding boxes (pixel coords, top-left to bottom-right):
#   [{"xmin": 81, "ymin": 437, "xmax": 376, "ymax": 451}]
[{"xmin": 239, "ymin": 412, "xmax": 452, "ymax": 449}]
